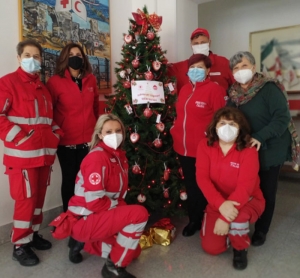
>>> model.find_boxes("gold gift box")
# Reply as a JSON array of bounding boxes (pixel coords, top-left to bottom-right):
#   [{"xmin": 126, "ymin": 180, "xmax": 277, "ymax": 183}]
[
  {"xmin": 150, "ymin": 218, "xmax": 176, "ymax": 246},
  {"xmin": 139, "ymin": 230, "xmax": 153, "ymax": 250}
]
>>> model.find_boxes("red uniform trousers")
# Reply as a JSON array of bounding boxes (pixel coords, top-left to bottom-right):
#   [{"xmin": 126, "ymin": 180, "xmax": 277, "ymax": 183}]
[
  {"xmin": 5, "ymin": 166, "xmax": 51, "ymax": 244},
  {"xmin": 71, "ymin": 205, "xmax": 148, "ymax": 267},
  {"xmin": 201, "ymin": 198, "xmax": 265, "ymax": 255}
]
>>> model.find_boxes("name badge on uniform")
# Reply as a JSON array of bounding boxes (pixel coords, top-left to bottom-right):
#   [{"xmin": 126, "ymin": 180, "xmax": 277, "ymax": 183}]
[{"xmin": 209, "ymin": 72, "xmax": 221, "ymax": 76}]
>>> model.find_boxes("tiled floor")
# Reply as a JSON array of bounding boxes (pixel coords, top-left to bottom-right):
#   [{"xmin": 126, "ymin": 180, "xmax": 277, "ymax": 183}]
[{"xmin": 0, "ymin": 176, "xmax": 300, "ymax": 278}]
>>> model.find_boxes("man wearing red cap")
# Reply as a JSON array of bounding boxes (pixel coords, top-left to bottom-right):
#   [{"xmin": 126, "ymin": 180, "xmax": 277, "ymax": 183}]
[{"xmin": 168, "ymin": 28, "xmax": 234, "ymax": 93}]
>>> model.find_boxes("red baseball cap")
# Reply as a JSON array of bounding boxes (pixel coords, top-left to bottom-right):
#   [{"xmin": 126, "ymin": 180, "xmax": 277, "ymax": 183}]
[{"xmin": 190, "ymin": 28, "xmax": 210, "ymax": 40}]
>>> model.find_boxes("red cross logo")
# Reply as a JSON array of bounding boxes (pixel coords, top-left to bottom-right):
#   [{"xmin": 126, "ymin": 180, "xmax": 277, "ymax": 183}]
[
  {"xmin": 89, "ymin": 173, "xmax": 101, "ymax": 185},
  {"xmin": 60, "ymin": 0, "xmax": 69, "ymax": 9}
]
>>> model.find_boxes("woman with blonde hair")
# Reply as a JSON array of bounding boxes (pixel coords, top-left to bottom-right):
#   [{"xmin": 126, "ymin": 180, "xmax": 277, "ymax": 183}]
[{"xmin": 66, "ymin": 114, "xmax": 148, "ymax": 278}]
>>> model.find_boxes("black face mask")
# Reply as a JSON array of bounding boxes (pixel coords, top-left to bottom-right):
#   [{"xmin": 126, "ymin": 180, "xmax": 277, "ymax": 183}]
[{"xmin": 68, "ymin": 56, "xmax": 83, "ymax": 70}]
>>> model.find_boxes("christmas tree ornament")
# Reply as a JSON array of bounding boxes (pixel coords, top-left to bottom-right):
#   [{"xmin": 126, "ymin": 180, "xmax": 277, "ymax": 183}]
[
  {"xmin": 130, "ymin": 132, "xmax": 140, "ymax": 143},
  {"xmin": 132, "ymin": 59, "xmax": 139, "ymax": 68},
  {"xmin": 163, "ymin": 163, "xmax": 170, "ymax": 181},
  {"xmin": 156, "ymin": 113, "xmax": 161, "ymax": 123},
  {"xmin": 156, "ymin": 122, "xmax": 165, "ymax": 132},
  {"xmin": 124, "ymin": 104, "xmax": 133, "ymax": 114},
  {"xmin": 135, "ymin": 32, "xmax": 141, "ymax": 43},
  {"xmin": 145, "ymin": 66, "xmax": 154, "ymax": 80},
  {"xmin": 163, "ymin": 188, "xmax": 169, "ymax": 198},
  {"xmin": 147, "ymin": 31, "xmax": 155, "ymax": 40},
  {"xmin": 137, "ymin": 193, "xmax": 146, "ymax": 203},
  {"xmin": 124, "ymin": 34, "xmax": 133, "ymax": 44},
  {"xmin": 178, "ymin": 167, "xmax": 184, "ymax": 178},
  {"xmin": 152, "ymin": 60, "xmax": 161, "ymax": 71},
  {"xmin": 153, "ymin": 134, "xmax": 162, "ymax": 148},
  {"xmin": 143, "ymin": 103, "xmax": 153, "ymax": 118},
  {"xmin": 123, "ymin": 80, "xmax": 131, "ymax": 88},
  {"xmin": 119, "ymin": 70, "xmax": 126, "ymax": 78},
  {"xmin": 180, "ymin": 191, "xmax": 188, "ymax": 201},
  {"xmin": 126, "ymin": 68, "xmax": 132, "ymax": 74},
  {"xmin": 132, "ymin": 163, "xmax": 141, "ymax": 174}
]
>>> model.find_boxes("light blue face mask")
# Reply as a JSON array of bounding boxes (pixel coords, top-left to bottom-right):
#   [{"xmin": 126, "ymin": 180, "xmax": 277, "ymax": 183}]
[
  {"xmin": 21, "ymin": 57, "xmax": 41, "ymax": 73},
  {"xmin": 187, "ymin": 68, "xmax": 206, "ymax": 83}
]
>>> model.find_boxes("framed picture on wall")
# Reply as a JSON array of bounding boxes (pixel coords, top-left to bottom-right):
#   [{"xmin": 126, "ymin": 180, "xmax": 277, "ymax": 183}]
[
  {"xmin": 19, "ymin": 0, "xmax": 111, "ymax": 94},
  {"xmin": 250, "ymin": 24, "xmax": 300, "ymax": 93}
]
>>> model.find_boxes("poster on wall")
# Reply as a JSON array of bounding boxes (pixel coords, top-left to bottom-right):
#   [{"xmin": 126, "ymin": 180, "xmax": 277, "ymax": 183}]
[{"xmin": 19, "ymin": 0, "xmax": 111, "ymax": 94}]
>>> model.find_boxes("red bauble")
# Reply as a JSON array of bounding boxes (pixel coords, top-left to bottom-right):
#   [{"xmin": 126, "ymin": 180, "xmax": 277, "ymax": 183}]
[
  {"xmin": 123, "ymin": 81, "xmax": 131, "ymax": 88},
  {"xmin": 132, "ymin": 59, "xmax": 139, "ymax": 68},
  {"xmin": 163, "ymin": 188, "xmax": 169, "ymax": 198},
  {"xmin": 153, "ymin": 138, "xmax": 162, "ymax": 148},
  {"xmin": 178, "ymin": 167, "xmax": 184, "ymax": 178},
  {"xmin": 124, "ymin": 34, "xmax": 133, "ymax": 43},
  {"xmin": 132, "ymin": 164, "xmax": 141, "ymax": 174},
  {"xmin": 137, "ymin": 194, "xmax": 146, "ymax": 203},
  {"xmin": 163, "ymin": 169, "xmax": 169, "ymax": 181},
  {"xmin": 130, "ymin": 133, "xmax": 140, "ymax": 143},
  {"xmin": 156, "ymin": 122, "xmax": 165, "ymax": 132},
  {"xmin": 180, "ymin": 191, "xmax": 188, "ymax": 201},
  {"xmin": 152, "ymin": 60, "xmax": 161, "ymax": 71},
  {"xmin": 162, "ymin": 57, "xmax": 168, "ymax": 65},
  {"xmin": 147, "ymin": 32, "xmax": 155, "ymax": 40},
  {"xmin": 143, "ymin": 107, "xmax": 153, "ymax": 118},
  {"xmin": 144, "ymin": 70, "xmax": 154, "ymax": 80}
]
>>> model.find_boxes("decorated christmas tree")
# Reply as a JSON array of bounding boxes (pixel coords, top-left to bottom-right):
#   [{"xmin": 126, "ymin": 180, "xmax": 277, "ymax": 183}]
[{"xmin": 106, "ymin": 6, "xmax": 187, "ymax": 216}]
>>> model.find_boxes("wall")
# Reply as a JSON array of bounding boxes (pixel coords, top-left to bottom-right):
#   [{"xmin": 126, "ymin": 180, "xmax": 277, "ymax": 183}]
[
  {"xmin": 0, "ymin": 0, "xmax": 197, "ymax": 227},
  {"xmin": 198, "ymin": 0, "xmax": 300, "ymax": 59}
]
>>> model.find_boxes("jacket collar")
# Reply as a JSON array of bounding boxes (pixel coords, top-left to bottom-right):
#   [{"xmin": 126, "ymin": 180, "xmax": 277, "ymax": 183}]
[{"xmin": 17, "ymin": 67, "xmax": 40, "ymax": 83}]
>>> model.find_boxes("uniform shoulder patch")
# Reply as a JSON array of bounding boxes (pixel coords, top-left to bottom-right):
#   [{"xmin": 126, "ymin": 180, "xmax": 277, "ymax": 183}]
[{"xmin": 89, "ymin": 172, "xmax": 101, "ymax": 185}]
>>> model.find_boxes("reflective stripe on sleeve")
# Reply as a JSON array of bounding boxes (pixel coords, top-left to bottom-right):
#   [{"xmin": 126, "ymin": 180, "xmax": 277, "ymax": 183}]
[
  {"xmin": 6, "ymin": 125, "xmax": 22, "ymax": 142},
  {"xmin": 68, "ymin": 206, "xmax": 93, "ymax": 216},
  {"xmin": 74, "ymin": 171, "xmax": 85, "ymax": 197},
  {"xmin": 7, "ymin": 116, "xmax": 52, "ymax": 125},
  {"xmin": 4, "ymin": 147, "xmax": 57, "ymax": 158},
  {"xmin": 51, "ymin": 125, "xmax": 60, "ymax": 131},
  {"xmin": 85, "ymin": 190, "xmax": 106, "ymax": 202},
  {"xmin": 34, "ymin": 208, "xmax": 42, "ymax": 215}
]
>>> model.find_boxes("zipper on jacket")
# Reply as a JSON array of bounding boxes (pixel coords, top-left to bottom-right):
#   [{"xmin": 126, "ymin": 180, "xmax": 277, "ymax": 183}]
[
  {"xmin": 34, "ymin": 99, "xmax": 39, "ymax": 119},
  {"xmin": 182, "ymin": 85, "xmax": 196, "ymax": 156},
  {"xmin": 42, "ymin": 95, "xmax": 48, "ymax": 113}
]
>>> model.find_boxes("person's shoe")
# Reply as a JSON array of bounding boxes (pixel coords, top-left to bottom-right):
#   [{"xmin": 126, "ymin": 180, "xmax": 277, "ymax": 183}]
[
  {"xmin": 68, "ymin": 237, "xmax": 84, "ymax": 264},
  {"xmin": 251, "ymin": 231, "xmax": 266, "ymax": 246},
  {"xmin": 233, "ymin": 248, "xmax": 248, "ymax": 270},
  {"xmin": 182, "ymin": 222, "xmax": 200, "ymax": 237},
  {"xmin": 30, "ymin": 232, "xmax": 52, "ymax": 250},
  {"xmin": 12, "ymin": 244, "xmax": 40, "ymax": 266},
  {"xmin": 101, "ymin": 256, "xmax": 136, "ymax": 278}
]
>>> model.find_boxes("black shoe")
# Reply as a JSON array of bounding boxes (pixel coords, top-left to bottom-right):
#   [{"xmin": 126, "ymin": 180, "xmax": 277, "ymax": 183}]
[
  {"xmin": 101, "ymin": 257, "xmax": 136, "ymax": 278},
  {"xmin": 30, "ymin": 232, "xmax": 52, "ymax": 250},
  {"xmin": 251, "ymin": 231, "xmax": 266, "ymax": 246},
  {"xmin": 233, "ymin": 249, "xmax": 248, "ymax": 270},
  {"xmin": 182, "ymin": 222, "xmax": 200, "ymax": 237},
  {"xmin": 12, "ymin": 244, "xmax": 40, "ymax": 266},
  {"xmin": 68, "ymin": 237, "xmax": 84, "ymax": 264}
]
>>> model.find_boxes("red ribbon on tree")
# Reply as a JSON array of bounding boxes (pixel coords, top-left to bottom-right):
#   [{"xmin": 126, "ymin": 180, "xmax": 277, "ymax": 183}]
[{"xmin": 132, "ymin": 9, "xmax": 163, "ymax": 35}]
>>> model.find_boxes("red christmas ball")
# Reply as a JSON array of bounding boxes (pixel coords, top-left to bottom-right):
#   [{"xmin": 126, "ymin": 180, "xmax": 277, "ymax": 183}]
[
  {"xmin": 143, "ymin": 107, "xmax": 153, "ymax": 118},
  {"xmin": 153, "ymin": 138, "xmax": 162, "ymax": 148},
  {"xmin": 147, "ymin": 32, "xmax": 155, "ymax": 40},
  {"xmin": 124, "ymin": 34, "xmax": 133, "ymax": 43},
  {"xmin": 163, "ymin": 189, "xmax": 169, "ymax": 198},
  {"xmin": 137, "ymin": 194, "xmax": 146, "ymax": 203},
  {"xmin": 131, "ymin": 59, "xmax": 139, "ymax": 68},
  {"xmin": 123, "ymin": 81, "xmax": 131, "ymax": 88},
  {"xmin": 144, "ymin": 71, "xmax": 154, "ymax": 80},
  {"xmin": 132, "ymin": 164, "xmax": 141, "ymax": 174},
  {"xmin": 163, "ymin": 169, "xmax": 169, "ymax": 181}
]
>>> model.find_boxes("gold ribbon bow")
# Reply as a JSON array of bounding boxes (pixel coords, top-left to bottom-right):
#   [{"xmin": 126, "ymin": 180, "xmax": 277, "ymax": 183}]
[{"xmin": 132, "ymin": 9, "xmax": 163, "ymax": 35}]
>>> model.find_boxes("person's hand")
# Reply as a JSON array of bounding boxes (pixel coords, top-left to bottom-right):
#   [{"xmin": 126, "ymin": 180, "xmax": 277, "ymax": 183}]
[
  {"xmin": 250, "ymin": 137, "xmax": 261, "ymax": 151},
  {"xmin": 214, "ymin": 218, "xmax": 230, "ymax": 236},
  {"xmin": 219, "ymin": 200, "xmax": 240, "ymax": 222}
]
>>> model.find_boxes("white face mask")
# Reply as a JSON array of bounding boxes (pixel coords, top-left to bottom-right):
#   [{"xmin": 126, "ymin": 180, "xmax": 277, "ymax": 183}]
[
  {"xmin": 192, "ymin": 43, "xmax": 210, "ymax": 56},
  {"xmin": 21, "ymin": 57, "xmax": 41, "ymax": 73},
  {"xmin": 233, "ymin": 69, "xmax": 253, "ymax": 84},
  {"xmin": 217, "ymin": 124, "xmax": 238, "ymax": 143},
  {"xmin": 103, "ymin": 133, "xmax": 123, "ymax": 150}
]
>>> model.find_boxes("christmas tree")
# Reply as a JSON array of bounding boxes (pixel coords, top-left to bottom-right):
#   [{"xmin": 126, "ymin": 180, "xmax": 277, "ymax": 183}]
[{"xmin": 106, "ymin": 6, "xmax": 187, "ymax": 216}]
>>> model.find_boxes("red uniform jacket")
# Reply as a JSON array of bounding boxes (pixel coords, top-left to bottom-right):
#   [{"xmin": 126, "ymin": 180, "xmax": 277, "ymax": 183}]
[
  {"xmin": 170, "ymin": 79, "xmax": 226, "ymax": 157},
  {"xmin": 168, "ymin": 51, "xmax": 234, "ymax": 93},
  {"xmin": 68, "ymin": 142, "xmax": 129, "ymax": 216},
  {"xmin": 46, "ymin": 70, "xmax": 99, "ymax": 145},
  {"xmin": 196, "ymin": 139, "xmax": 265, "ymax": 222},
  {"xmin": 0, "ymin": 68, "xmax": 62, "ymax": 168}
]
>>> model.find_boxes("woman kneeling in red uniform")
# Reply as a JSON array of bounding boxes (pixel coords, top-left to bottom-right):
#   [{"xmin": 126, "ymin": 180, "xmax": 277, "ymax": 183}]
[
  {"xmin": 196, "ymin": 107, "xmax": 265, "ymax": 270},
  {"xmin": 67, "ymin": 114, "xmax": 148, "ymax": 278}
]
